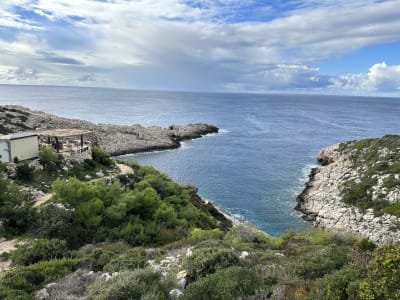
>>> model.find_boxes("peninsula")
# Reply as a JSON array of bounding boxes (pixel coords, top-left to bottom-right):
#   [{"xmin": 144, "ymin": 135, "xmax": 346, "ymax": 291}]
[
  {"xmin": 0, "ymin": 105, "xmax": 218, "ymax": 156},
  {"xmin": 296, "ymin": 135, "xmax": 400, "ymax": 244}
]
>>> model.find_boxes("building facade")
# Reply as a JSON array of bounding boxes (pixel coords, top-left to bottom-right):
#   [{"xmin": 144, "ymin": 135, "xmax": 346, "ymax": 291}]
[{"xmin": 0, "ymin": 132, "xmax": 39, "ymax": 163}]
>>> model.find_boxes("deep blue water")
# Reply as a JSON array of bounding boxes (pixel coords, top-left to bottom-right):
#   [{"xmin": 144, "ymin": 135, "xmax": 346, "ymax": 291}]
[{"xmin": 1, "ymin": 85, "xmax": 400, "ymax": 235}]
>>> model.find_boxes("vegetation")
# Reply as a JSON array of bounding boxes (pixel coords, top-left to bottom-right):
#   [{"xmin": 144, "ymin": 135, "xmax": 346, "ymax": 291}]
[
  {"xmin": 0, "ymin": 177, "xmax": 36, "ymax": 237},
  {"xmin": 339, "ymin": 135, "xmax": 400, "ymax": 216},
  {"xmin": 92, "ymin": 145, "xmax": 114, "ymax": 166},
  {"xmin": 10, "ymin": 239, "xmax": 69, "ymax": 266},
  {"xmin": 13, "ymin": 148, "xmax": 118, "ymax": 193},
  {"xmin": 1, "ymin": 146, "xmax": 400, "ymax": 299}
]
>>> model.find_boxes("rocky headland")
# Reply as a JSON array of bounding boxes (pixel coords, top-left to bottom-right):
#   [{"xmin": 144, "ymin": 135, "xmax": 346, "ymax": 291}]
[
  {"xmin": 0, "ymin": 105, "xmax": 218, "ymax": 156},
  {"xmin": 296, "ymin": 135, "xmax": 400, "ymax": 244}
]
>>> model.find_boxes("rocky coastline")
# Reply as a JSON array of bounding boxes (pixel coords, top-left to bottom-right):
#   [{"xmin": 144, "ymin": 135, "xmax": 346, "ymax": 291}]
[
  {"xmin": 0, "ymin": 105, "xmax": 218, "ymax": 156},
  {"xmin": 296, "ymin": 139, "xmax": 400, "ymax": 244}
]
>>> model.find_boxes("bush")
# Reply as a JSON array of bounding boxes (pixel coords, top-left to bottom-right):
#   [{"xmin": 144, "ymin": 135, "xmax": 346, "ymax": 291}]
[
  {"xmin": 0, "ymin": 258, "xmax": 78, "ymax": 295},
  {"xmin": 39, "ymin": 146, "xmax": 62, "ymax": 171},
  {"xmin": 186, "ymin": 247, "xmax": 240, "ymax": 281},
  {"xmin": 36, "ymin": 204, "xmax": 83, "ymax": 248},
  {"xmin": 80, "ymin": 248, "xmax": 116, "ymax": 272},
  {"xmin": 0, "ymin": 178, "xmax": 36, "ymax": 237},
  {"xmin": 10, "ymin": 239, "xmax": 69, "ymax": 266},
  {"xmin": 103, "ymin": 248, "xmax": 147, "ymax": 273},
  {"xmin": 86, "ymin": 269, "xmax": 167, "ymax": 300},
  {"xmin": 310, "ymin": 266, "xmax": 362, "ymax": 300},
  {"xmin": 16, "ymin": 163, "xmax": 34, "ymax": 181},
  {"xmin": 182, "ymin": 266, "xmax": 263, "ymax": 300},
  {"xmin": 83, "ymin": 159, "xmax": 97, "ymax": 170},
  {"xmin": 359, "ymin": 243, "xmax": 400, "ymax": 299},
  {"xmin": 384, "ymin": 202, "xmax": 400, "ymax": 217},
  {"xmin": 92, "ymin": 146, "xmax": 113, "ymax": 166},
  {"xmin": 189, "ymin": 228, "xmax": 224, "ymax": 242},
  {"xmin": 292, "ymin": 245, "xmax": 349, "ymax": 280}
]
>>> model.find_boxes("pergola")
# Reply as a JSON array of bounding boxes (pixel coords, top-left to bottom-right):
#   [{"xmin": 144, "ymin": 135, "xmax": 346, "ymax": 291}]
[{"xmin": 36, "ymin": 129, "xmax": 92, "ymax": 153}]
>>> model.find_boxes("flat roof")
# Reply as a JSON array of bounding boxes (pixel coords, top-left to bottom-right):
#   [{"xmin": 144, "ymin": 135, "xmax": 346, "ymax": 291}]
[
  {"xmin": 0, "ymin": 132, "xmax": 37, "ymax": 140},
  {"xmin": 36, "ymin": 129, "xmax": 92, "ymax": 138}
]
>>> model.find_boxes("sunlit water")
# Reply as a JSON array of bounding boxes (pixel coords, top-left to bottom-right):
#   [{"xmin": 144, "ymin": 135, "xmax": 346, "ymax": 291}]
[{"xmin": 1, "ymin": 85, "xmax": 399, "ymax": 235}]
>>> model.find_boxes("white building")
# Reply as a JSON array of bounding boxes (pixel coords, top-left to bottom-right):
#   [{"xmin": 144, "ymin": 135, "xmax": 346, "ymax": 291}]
[{"xmin": 0, "ymin": 132, "xmax": 39, "ymax": 163}]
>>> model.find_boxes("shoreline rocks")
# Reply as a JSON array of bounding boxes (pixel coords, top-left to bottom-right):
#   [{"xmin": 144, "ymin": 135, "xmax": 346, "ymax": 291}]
[
  {"xmin": 296, "ymin": 141, "xmax": 400, "ymax": 244},
  {"xmin": 0, "ymin": 105, "xmax": 218, "ymax": 156}
]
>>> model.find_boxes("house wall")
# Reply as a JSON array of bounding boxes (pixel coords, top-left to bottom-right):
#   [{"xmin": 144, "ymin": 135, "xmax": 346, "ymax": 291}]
[
  {"xmin": 9, "ymin": 136, "xmax": 39, "ymax": 162},
  {"xmin": 0, "ymin": 141, "xmax": 10, "ymax": 163}
]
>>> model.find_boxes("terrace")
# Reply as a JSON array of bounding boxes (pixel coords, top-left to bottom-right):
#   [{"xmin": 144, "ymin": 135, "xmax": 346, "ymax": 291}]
[{"xmin": 36, "ymin": 129, "xmax": 92, "ymax": 159}]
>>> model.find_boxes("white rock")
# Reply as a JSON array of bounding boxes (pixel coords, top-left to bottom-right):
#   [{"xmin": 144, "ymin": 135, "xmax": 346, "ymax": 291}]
[
  {"xmin": 240, "ymin": 251, "xmax": 249, "ymax": 259},
  {"xmin": 169, "ymin": 289, "xmax": 183, "ymax": 299}
]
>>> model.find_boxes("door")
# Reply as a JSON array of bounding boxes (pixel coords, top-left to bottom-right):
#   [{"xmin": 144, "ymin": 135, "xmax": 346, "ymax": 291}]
[{"xmin": 0, "ymin": 141, "xmax": 10, "ymax": 163}]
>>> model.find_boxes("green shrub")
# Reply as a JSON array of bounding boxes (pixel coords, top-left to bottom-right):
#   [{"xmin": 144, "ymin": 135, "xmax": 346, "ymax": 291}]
[
  {"xmin": 36, "ymin": 204, "xmax": 82, "ymax": 248},
  {"xmin": 359, "ymin": 243, "xmax": 400, "ymax": 300},
  {"xmin": 103, "ymin": 248, "xmax": 147, "ymax": 273},
  {"xmin": 86, "ymin": 269, "xmax": 167, "ymax": 300},
  {"xmin": 92, "ymin": 146, "xmax": 113, "ymax": 166},
  {"xmin": 354, "ymin": 238, "xmax": 377, "ymax": 252},
  {"xmin": 80, "ymin": 248, "xmax": 116, "ymax": 272},
  {"xmin": 292, "ymin": 246, "xmax": 349, "ymax": 280},
  {"xmin": 186, "ymin": 247, "xmax": 240, "ymax": 281},
  {"xmin": 10, "ymin": 239, "xmax": 69, "ymax": 266},
  {"xmin": 39, "ymin": 146, "xmax": 62, "ymax": 171},
  {"xmin": 189, "ymin": 228, "xmax": 224, "ymax": 242},
  {"xmin": 16, "ymin": 163, "xmax": 34, "ymax": 181},
  {"xmin": 0, "ymin": 178, "xmax": 36, "ymax": 237},
  {"xmin": 0, "ymin": 288, "xmax": 32, "ymax": 300},
  {"xmin": 0, "ymin": 258, "xmax": 78, "ymax": 294},
  {"xmin": 310, "ymin": 266, "xmax": 362, "ymax": 300},
  {"xmin": 83, "ymin": 158, "xmax": 97, "ymax": 170},
  {"xmin": 182, "ymin": 266, "xmax": 263, "ymax": 300},
  {"xmin": 384, "ymin": 202, "xmax": 400, "ymax": 217}
]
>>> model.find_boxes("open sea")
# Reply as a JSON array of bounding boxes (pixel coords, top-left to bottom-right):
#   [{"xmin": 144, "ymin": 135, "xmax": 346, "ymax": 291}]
[{"xmin": 1, "ymin": 85, "xmax": 400, "ymax": 235}]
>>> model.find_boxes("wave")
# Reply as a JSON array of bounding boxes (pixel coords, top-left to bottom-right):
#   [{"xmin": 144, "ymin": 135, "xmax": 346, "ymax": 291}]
[
  {"xmin": 290, "ymin": 163, "xmax": 318, "ymax": 197},
  {"xmin": 202, "ymin": 128, "xmax": 230, "ymax": 138}
]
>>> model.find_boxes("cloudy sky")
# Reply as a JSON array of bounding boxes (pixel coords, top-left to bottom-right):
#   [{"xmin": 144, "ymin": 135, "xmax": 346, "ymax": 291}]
[{"xmin": 0, "ymin": 0, "xmax": 400, "ymax": 94}]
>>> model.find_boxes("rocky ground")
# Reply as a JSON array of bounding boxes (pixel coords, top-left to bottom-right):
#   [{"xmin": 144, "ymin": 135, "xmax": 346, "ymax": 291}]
[
  {"xmin": 0, "ymin": 105, "xmax": 218, "ymax": 155},
  {"xmin": 296, "ymin": 137, "xmax": 400, "ymax": 244}
]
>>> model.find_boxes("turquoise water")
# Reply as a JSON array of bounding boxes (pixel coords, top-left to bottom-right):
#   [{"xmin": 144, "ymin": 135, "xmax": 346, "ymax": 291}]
[{"xmin": 1, "ymin": 85, "xmax": 400, "ymax": 235}]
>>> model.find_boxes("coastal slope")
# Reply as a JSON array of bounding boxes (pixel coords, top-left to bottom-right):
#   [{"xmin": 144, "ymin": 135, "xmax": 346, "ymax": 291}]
[
  {"xmin": 0, "ymin": 105, "xmax": 218, "ymax": 155},
  {"xmin": 296, "ymin": 135, "xmax": 400, "ymax": 244}
]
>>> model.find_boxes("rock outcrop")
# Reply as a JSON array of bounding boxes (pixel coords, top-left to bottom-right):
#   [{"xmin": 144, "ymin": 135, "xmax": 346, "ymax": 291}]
[
  {"xmin": 0, "ymin": 105, "xmax": 218, "ymax": 155},
  {"xmin": 296, "ymin": 137, "xmax": 400, "ymax": 244}
]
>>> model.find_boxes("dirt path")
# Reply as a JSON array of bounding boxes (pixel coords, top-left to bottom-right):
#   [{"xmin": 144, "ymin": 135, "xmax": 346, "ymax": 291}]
[
  {"xmin": 0, "ymin": 239, "xmax": 17, "ymax": 273},
  {"xmin": 34, "ymin": 193, "xmax": 53, "ymax": 208},
  {"xmin": 117, "ymin": 163, "xmax": 134, "ymax": 175}
]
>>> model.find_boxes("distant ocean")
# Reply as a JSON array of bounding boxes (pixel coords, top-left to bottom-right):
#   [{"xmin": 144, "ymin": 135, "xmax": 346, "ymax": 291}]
[{"xmin": 1, "ymin": 85, "xmax": 400, "ymax": 235}]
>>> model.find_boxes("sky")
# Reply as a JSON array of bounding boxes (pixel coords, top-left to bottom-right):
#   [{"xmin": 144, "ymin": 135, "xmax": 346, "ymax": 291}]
[{"xmin": 0, "ymin": 0, "xmax": 400, "ymax": 95}]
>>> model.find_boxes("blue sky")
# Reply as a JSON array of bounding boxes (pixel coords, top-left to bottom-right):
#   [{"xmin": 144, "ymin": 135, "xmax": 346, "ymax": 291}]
[{"xmin": 0, "ymin": 0, "xmax": 400, "ymax": 94}]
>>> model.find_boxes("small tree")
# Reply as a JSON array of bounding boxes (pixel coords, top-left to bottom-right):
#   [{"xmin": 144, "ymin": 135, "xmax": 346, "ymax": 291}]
[
  {"xmin": 92, "ymin": 146, "xmax": 113, "ymax": 166},
  {"xmin": 16, "ymin": 163, "xmax": 35, "ymax": 181},
  {"xmin": 39, "ymin": 146, "xmax": 62, "ymax": 171}
]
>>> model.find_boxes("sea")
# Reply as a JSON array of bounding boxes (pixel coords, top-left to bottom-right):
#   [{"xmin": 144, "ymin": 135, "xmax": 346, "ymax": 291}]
[{"xmin": 1, "ymin": 85, "xmax": 400, "ymax": 235}]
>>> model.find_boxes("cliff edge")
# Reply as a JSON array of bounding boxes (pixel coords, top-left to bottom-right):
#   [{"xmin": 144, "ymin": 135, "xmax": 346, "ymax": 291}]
[
  {"xmin": 0, "ymin": 105, "xmax": 218, "ymax": 155},
  {"xmin": 296, "ymin": 135, "xmax": 400, "ymax": 244}
]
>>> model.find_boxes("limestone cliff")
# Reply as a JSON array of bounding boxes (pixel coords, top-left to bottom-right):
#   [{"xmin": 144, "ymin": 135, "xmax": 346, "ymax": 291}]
[{"xmin": 296, "ymin": 135, "xmax": 400, "ymax": 244}]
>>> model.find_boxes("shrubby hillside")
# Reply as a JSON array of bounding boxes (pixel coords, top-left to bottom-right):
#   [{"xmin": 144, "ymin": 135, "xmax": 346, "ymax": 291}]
[{"xmin": 0, "ymin": 146, "xmax": 399, "ymax": 299}]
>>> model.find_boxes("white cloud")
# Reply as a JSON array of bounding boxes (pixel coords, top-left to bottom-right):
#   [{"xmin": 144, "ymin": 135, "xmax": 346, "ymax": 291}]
[
  {"xmin": 332, "ymin": 62, "xmax": 400, "ymax": 92},
  {"xmin": 0, "ymin": 0, "xmax": 399, "ymax": 93}
]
